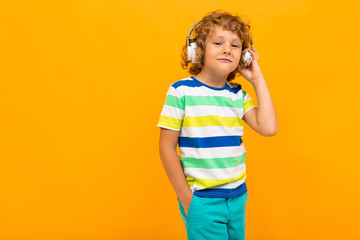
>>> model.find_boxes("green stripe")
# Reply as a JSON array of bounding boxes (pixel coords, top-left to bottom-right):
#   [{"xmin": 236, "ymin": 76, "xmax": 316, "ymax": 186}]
[
  {"xmin": 183, "ymin": 115, "xmax": 243, "ymax": 128},
  {"xmin": 180, "ymin": 154, "xmax": 246, "ymax": 169},
  {"xmin": 243, "ymin": 91, "xmax": 247, "ymax": 98},
  {"xmin": 165, "ymin": 94, "xmax": 184, "ymax": 110},
  {"xmin": 184, "ymin": 95, "xmax": 243, "ymax": 108},
  {"xmin": 186, "ymin": 171, "xmax": 247, "ymax": 188}
]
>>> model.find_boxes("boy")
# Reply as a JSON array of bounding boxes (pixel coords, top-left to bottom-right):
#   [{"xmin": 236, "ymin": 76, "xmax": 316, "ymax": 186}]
[{"xmin": 157, "ymin": 10, "xmax": 278, "ymax": 240}]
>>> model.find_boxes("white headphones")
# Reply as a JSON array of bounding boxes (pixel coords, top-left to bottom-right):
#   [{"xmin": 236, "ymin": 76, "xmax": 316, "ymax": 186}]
[
  {"xmin": 186, "ymin": 19, "xmax": 254, "ymax": 68},
  {"xmin": 186, "ymin": 20, "xmax": 202, "ymax": 63}
]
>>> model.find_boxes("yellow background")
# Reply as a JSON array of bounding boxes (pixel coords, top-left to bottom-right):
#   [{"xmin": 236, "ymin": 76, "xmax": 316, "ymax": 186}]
[{"xmin": 1, "ymin": 0, "xmax": 359, "ymax": 239}]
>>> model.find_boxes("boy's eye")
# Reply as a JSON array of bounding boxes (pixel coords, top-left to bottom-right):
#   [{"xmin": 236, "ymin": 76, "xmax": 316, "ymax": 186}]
[{"xmin": 213, "ymin": 42, "xmax": 240, "ymax": 47}]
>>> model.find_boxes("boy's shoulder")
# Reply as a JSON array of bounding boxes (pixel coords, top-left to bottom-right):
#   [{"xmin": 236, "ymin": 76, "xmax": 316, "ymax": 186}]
[{"xmin": 169, "ymin": 76, "xmax": 195, "ymax": 89}]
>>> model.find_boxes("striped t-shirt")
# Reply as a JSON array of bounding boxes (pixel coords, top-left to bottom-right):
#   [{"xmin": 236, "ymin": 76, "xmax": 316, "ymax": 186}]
[{"xmin": 157, "ymin": 76, "xmax": 257, "ymax": 198}]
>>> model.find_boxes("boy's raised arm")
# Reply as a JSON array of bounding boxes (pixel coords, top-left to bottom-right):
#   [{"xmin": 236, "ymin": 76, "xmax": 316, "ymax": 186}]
[
  {"xmin": 243, "ymin": 76, "xmax": 278, "ymax": 136},
  {"xmin": 238, "ymin": 48, "xmax": 278, "ymax": 137}
]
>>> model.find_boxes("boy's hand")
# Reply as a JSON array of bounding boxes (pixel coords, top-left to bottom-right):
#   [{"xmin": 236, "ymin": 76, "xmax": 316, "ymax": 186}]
[
  {"xmin": 237, "ymin": 48, "xmax": 264, "ymax": 85},
  {"xmin": 181, "ymin": 195, "xmax": 193, "ymax": 217}
]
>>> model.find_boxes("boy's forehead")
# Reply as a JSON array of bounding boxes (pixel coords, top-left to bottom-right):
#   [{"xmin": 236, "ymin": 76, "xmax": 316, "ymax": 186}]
[{"xmin": 208, "ymin": 26, "xmax": 241, "ymax": 41}]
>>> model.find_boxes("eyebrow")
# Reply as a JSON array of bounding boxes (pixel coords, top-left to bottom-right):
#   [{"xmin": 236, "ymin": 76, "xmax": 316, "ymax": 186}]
[{"xmin": 211, "ymin": 35, "xmax": 241, "ymax": 42}]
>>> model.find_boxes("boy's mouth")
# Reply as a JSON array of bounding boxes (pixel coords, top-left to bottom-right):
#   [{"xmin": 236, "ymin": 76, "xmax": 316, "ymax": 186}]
[{"xmin": 218, "ymin": 58, "xmax": 232, "ymax": 63}]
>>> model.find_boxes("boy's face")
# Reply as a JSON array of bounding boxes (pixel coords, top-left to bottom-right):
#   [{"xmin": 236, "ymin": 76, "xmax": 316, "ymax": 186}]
[{"xmin": 202, "ymin": 26, "xmax": 242, "ymax": 75}]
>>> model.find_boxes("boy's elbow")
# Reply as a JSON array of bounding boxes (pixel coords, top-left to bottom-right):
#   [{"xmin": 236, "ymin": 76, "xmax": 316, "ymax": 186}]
[
  {"xmin": 268, "ymin": 130, "xmax": 278, "ymax": 137},
  {"xmin": 262, "ymin": 126, "xmax": 278, "ymax": 137}
]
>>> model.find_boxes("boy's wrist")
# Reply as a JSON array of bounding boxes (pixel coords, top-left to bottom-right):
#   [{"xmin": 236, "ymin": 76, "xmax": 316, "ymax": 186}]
[{"xmin": 252, "ymin": 76, "xmax": 266, "ymax": 87}]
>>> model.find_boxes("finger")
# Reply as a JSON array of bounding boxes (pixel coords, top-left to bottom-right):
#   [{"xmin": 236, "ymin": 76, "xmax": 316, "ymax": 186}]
[
  {"xmin": 250, "ymin": 49, "xmax": 258, "ymax": 61},
  {"xmin": 249, "ymin": 50, "xmax": 257, "ymax": 61},
  {"xmin": 253, "ymin": 48, "xmax": 259, "ymax": 60}
]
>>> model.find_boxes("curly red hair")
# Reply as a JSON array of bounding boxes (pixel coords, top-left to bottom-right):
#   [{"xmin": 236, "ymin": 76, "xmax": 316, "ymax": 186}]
[{"xmin": 181, "ymin": 10, "xmax": 252, "ymax": 82}]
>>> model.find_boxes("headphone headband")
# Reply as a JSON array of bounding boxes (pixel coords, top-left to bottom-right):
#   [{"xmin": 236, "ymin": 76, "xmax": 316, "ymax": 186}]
[{"xmin": 186, "ymin": 19, "xmax": 202, "ymax": 47}]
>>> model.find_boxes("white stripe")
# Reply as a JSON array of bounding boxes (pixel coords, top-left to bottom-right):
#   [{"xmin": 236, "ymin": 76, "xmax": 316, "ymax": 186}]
[
  {"xmin": 184, "ymin": 105, "xmax": 244, "ymax": 117},
  {"xmin": 184, "ymin": 163, "xmax": 246, "ymax": 179},
  {"xmin": 180, "ymin": 144, "xmax": 246, "ymax": 158},
  {"xmin": 244, "ymin": 93, "xmax": 253, "ymax": 101},
  {"xmin": 208, "ymin": 178, "xmax": 246, "ymax": 189},
  {"xmin": 190, "ymin": 184, "xmax": 203, "ymax": 192},
  {"xmin": 167, "ymin": 77, "xmax": 193, "ymax": 98},
  {"xmin": 180, "ymin": 125, "xmax": 244, "ymax": 138},
  {"xmin": 167, "ymin": 86, "xmax": 183, "ymax": 98},
  {"xmin": 157, "ymin": 125, "xmax": 180, "ymax": 131},
  {"xmin": 160, "ymin": 105, "xmax": 184, "ymax": 119}
]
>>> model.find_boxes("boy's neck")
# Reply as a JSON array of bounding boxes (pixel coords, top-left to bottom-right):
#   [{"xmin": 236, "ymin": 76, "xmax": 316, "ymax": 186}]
[{"xmin": 194, "ymin": 68, "xmax": 229, "ymax": 88}]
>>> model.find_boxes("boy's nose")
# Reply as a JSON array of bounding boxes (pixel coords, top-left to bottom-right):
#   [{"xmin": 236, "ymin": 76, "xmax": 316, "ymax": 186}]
[
  {"xmin": 223, "ymin": 45, "xmax": 231, "ymax": 54},
  {"xmin": 223, "ymin": 49, "xmax": 231, "ymax": 55}
]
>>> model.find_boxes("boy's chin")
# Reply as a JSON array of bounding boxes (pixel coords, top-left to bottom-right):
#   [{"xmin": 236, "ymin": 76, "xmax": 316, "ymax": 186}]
[{"xmin": 217, "ymin": 67, "xmax": 238, "ymax": 75}]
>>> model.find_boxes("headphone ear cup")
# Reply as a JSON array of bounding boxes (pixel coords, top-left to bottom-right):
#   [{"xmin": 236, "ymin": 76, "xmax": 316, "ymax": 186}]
[
  {"xmin": 187, "ymin": 42, "xmax": 197, "ymax": 63},
  {"xmin": 187, "ymin": 46, "xmax": 192, "ymax": 62},
  {"xmin": 240, "ymin": 49, "xmax": 252, "ymax": 68}
]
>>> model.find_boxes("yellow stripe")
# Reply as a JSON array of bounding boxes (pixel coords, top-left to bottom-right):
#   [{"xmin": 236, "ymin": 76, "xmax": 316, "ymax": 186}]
[
  {"xmin": 183, "ymin": 115, "xmax": 243, "ymax": 128},
  {"xmin": 157, "ymin": 115, "xmax": 182, "ymax": 130},
  {"xmin": 186, "ymin": 170, "xmax": 246, "ymax": 188},
  {"xmin": 244, "ymin": 100, "xmax": 256, "ymax": 112}
]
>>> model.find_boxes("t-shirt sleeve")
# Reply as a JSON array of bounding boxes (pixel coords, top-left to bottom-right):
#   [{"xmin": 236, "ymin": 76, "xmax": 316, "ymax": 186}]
[
  {"xmin": 157, "ymin": 84, "xmax": 185, "ymax": 131},
  {"xmin": 243, "ymin": 90, "xmax": 257, "ymax": 116}
]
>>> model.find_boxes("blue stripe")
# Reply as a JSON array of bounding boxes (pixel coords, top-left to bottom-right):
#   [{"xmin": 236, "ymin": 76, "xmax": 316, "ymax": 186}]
[
  {"xmin": 178, "ymin": 136, "xmax": 242, "ymax": 148},
  {"xmin": 193, "ymin": 182, "xmax": 247, "ymax": 198},
  {"xmin": 171, "ymin": 77, "xmax": 242, "ymax": 94}
]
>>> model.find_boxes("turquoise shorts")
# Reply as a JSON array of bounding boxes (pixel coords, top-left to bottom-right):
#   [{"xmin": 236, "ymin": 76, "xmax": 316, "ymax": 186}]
[{"xmin": 177, "ymin": 192, "xmax": 248, "ymax": 240}]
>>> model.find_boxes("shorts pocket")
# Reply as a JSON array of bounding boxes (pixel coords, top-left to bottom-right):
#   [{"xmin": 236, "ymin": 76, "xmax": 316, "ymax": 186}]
[
  {"xmin": 186, "ymin": 195, "xmax": 197, "ymax": 221},
  {"xmin": 177, "ymin": 195, "xmax": 197, "ymax": 221}
]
